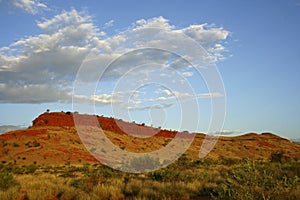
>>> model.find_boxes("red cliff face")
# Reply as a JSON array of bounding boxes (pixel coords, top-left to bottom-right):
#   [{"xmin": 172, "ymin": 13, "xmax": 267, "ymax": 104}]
[
  {"xmin": 32, "ymin": 112, "xmax": 75, "ymax": 127},
  {"xmin": 32, "ymin": 112, "xmax": 179, "ymax": 138}
]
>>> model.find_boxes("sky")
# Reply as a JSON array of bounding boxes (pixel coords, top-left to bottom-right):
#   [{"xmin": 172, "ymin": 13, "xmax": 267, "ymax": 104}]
[{"xmin": 0, "ymin": 0, "xmax": 299, "ymax": 139}]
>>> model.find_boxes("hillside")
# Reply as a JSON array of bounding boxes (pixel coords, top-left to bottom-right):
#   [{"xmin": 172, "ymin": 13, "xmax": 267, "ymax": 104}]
[{"xmin": 0, "ymin": 112, "xmax": 299, "ymax": 166}]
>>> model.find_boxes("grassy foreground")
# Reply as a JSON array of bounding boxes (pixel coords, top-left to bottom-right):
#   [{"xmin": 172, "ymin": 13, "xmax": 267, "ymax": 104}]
[{"xmin": 0, "ymin": 155, "xmax": 299, "ymax": 200}]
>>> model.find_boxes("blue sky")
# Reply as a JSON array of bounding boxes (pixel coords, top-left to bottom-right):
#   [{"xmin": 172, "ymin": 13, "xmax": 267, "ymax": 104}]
[{"xmin": 0, "ymin": 0, "xmax": 299, "ymax": 139}]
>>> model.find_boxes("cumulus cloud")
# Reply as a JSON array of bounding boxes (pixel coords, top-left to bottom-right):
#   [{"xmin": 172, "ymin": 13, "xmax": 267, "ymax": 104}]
[
  {"xmin": 73, "ymin": 90, "xmax": 142, "ymax": 106},
  {"xmin": 0, "ymin": 84, "xmax": 70, "ymax": 103},
  {"xmin": 181, "ymin": 24, "xmax": 229, "ymax": 43},
  {"xmin": 134, "ymin": 16, "xmax": 174, "ymax": 31},
  {"xmin": 0, "ymin": 9, "xmax": 98, "ymax": 103},
  {"xmin": 161, "ymin": 89, "xmax": 172, "ymax": 96},
  {"xmin": 73, "ymin": 93, "xmax": 121, "ymax": 104},
  {"xmin": 0, "ymin": 9, "xmax": 229, "ymax": 105},
  {"xmin": 12, "ymin": 0, "xmax": 47, "ymax": 15}
]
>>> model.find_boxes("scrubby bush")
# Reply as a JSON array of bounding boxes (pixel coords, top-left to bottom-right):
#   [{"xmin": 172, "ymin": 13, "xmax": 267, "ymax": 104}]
[
  {"xmin": 13, "ymin": 143, "xmax": 20, "ymax": 147},
  {"xmin": 129, "ymin": 155, "xmax": 160, "ymax": 172},
  {"xmin": 149, "ymin": 169, "xmax": 189, "ymax": 182},
  {"xmin": 33, "ymin": 140, "xmax": 40, "ymax": 147},
  {"xmin": 24, "ymin": 164, "xmax": 37, "ymax": 174},
  {"xmin": 0, "ymin": 171, "xmax": 18, "ymax": 190},
  {"xmin": 271, "ymin": 150, "xmax": 285, "ymax": 163}
]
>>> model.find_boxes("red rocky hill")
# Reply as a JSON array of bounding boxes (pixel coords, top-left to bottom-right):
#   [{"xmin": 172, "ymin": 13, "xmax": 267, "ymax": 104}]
[{"xmin": 0, "ymin": 112, "xmax": 299, "ymax": 166}]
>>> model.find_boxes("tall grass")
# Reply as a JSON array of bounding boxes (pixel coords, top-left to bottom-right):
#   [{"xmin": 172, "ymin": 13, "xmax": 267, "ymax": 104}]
[{"xmin": 0, "ymin": 157, "xmax": 298, "ymax": 200}]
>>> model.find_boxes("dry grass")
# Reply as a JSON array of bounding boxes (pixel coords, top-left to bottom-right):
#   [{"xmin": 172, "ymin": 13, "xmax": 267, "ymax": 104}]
[
  {"xmin": 0, "ymin": 157, "xmax": 298, "ymax": 200},
  {"xmin": 15, "ymin": 174, "xmax": 78, "ymax": 200},
  {"xmin": 0, "ymin": 185, "xmax": 19, "ymax": 200}
]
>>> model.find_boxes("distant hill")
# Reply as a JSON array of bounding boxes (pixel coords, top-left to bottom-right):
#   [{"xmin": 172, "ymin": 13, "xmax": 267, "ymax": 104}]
[
  {"xmin": 0, "ymin": 125, "xmax": 24, "ymax": 134},
  {"xmin": 290, "ymin": 138, "xmax": 300, "ymax": 144},
  {"xmin": 0, "ymin": 112, "xmax": 299, "ymax": 166}
]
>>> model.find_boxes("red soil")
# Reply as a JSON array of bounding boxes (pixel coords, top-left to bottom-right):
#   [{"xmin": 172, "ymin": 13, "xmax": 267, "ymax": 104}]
[{"xmin": 0, "ymin": 129, "xmax": 47, "ymax": 140}]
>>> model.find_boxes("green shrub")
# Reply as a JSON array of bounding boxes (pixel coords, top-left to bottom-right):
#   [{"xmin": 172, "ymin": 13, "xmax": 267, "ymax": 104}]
[
  {"xmin": 0, "ymin": 171, "xmax": 18, "ymax": 190},
  {"xmin": 13, "ymin": 143, "xmax": 20, "ymax": 147},
  {"xmin": 25, "ymin": 164, "xmax": 37, "ymax": 174},
  {"xmin": 33, "ymin": 140, "xmax": 40, "ymax": 147},
  {"xmin": 12, "ymin": 167, "xmax": 25, "ymax": 175},
  {"xmin": 120, "ymin": 146, "xmax": 126, "ymax": 150}
]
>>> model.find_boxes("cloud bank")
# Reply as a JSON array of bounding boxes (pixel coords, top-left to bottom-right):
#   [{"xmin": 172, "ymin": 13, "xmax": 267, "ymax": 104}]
[{"xmin": 0, "ymin": 9, "xmax": 230, "ymax": 106}]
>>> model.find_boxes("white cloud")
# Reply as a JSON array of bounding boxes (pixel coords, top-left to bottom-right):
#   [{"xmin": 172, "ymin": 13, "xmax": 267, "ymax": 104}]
[
  {"xmin": 134, "ymin": 16, "xmax": 174, "ymax": 31},
  {"xmin": 0, "ymin": 84, "xmax": 70, "ymax": 103},
  {"xmin": 92, "ymin": 94, "xmax": 121, "ymax": 104},
  {"xmin": 181, "ymin": 71, "xmax": 193, "ymax": 77},
  {"xmin": 209, "ymin": 130, "xmax": 241, "ymax": 135},
  {"xmin": 161, "ymin": 89, "xmax": 172, "ymax": 96},
  {"xmin": 103, "ymin": 20, "xmax": 114, "ymax": 29},
  {"xmin": 121, "ymin": 89, "xmax": 223, "ymax": 111},
  {"xmin": 0, "ymin": 9, "xmax": 100, "ymax": 103},
  {"xmin": 157, "ymin": 89, "xmax": 223, "ymax": 100},
  {"xmin": 181, "ymin": 24, "xmax": 229, "ymax": 43},
  {"xmin": 126, "ymin": 102, "xmax": 175, "ymax": 111},
  {"xmin": 73, "ymin": 90, "xmax": 143, "ymax": 106},
  {"xmin": 197, "ymin": 92, "xmax": 223, "ymax": 98},
  {"xmin": 12, "ymin": 0, "xmax": 47, "ymax": 15},
  {"xmin": 150, "ymin": 96, "xmax": 168, "ymax": 101},
  {"xmin": 0, "ymin": 10, "xmax": 229, "ymax": 104}
]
